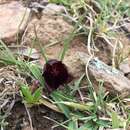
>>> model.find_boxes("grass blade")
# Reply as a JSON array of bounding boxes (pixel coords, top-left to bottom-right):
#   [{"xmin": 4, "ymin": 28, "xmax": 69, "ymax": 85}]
[
  {"xmin": 27, "ymin": 63, "xmax": 45, "ymax": 87},
  {"xmin": 33, "ymin": 87, "xmax": 42, "ymax": 102},
  {"xmin": 51, "ymin": 91, "xmax": 71, "ymax": 118},
  {"xmin": 20, "ymin": 84, "xmax": 33, "ymax": 103},
  {"xmin": 112, "ymin": 111, "xmax": 120, "ymax": 128}
]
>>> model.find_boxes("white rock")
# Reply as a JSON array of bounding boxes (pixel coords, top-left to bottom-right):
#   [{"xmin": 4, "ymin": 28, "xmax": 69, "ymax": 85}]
[{"xmin": 43, "ymin": 3, "xmax": 66, "ymax": 15}]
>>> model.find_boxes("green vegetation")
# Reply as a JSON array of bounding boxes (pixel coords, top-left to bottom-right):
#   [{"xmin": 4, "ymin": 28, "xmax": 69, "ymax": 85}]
[
  {"xmin": 20, "ymin": 84, "xmax": 42, "ymax": 104},
  {"xmin": 1, "ymin": 0, "xmax": 130, "ymax": 129}
]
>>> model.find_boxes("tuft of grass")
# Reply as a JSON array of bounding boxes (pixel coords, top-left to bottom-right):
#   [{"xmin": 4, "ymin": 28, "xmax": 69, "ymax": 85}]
[
  {"xmin": 20, "ymin": 84, "xmax": 42, "ymax": 105},
  {"xmin": 0, "ymin": 40, "xmax": 18, "ymax": 65},
  {"xmin": 0, "ymin": 40, "xmax": 45, "ymax": 87}
]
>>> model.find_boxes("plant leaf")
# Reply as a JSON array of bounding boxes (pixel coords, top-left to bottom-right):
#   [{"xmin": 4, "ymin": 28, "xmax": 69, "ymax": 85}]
[
  {"xmin": 27, "ymin": 63, "xmax": 45, "ymax": 87},
  {"xmin": 68, "ymin": 120, "xmax": 78, "ymax": 130},
  {"xmin": 20, "ymin": 84, "xmax": 33, "ymax": 103},
  {"xmin": 112, "ymin": 111, "xmax": 120, "ymax": 128},
  {"xmin": 51, "ymin": 91, "xmax": 71, "ymax": 118},
  {"xmin": 33, "ymin": 87, "xmax": 42, "ymax": 102}
]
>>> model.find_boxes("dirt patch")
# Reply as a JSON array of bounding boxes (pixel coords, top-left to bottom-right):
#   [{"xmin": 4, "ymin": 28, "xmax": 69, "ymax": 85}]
[
  {"xmin": 23, "ymin": 14, "xmax": 73, "ymax": 46},
  {"xmin": 6, "ymin": 102, "xmax": 66, "ymax": 130}
]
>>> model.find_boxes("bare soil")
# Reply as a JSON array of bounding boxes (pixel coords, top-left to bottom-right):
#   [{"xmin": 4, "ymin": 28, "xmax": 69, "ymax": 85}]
[{"xmin": 6, "ymin": 102, "xmax": 66, "ymax": 130}]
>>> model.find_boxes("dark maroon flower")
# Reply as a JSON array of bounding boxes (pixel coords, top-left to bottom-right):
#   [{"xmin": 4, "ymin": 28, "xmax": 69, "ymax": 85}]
[{"xmin": 43, "ymin": 59, "xmax": 72, "ymax": 91}]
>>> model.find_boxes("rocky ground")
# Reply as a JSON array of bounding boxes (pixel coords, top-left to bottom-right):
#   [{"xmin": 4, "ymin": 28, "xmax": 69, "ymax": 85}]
[{"xmin": 1, "ymin": 0, "xmax": 130, "ymax": 130}]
